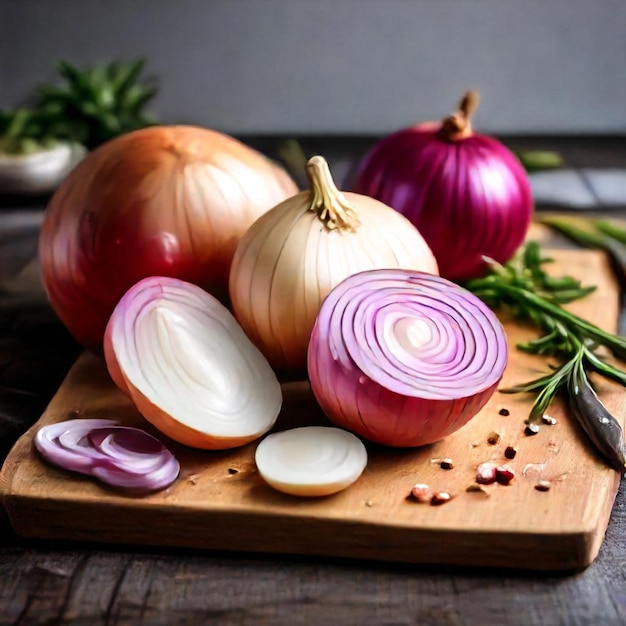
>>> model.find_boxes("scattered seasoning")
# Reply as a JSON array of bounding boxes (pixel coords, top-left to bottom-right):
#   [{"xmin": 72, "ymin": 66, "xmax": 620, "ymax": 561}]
[
  {"xmin": 440, "ymin": 458, "xmax": 454, "ymax": 470},
  {"xmin": 525, "ymin": 423, "xmax": 540, "ymax": 436},
  {"xmin": 476, "ymin": 462, "xmax": 497, "ymax": 485},
  {"xmin": 365, "ymin": 499, "xmax": 375, "ymax": 507},
  {"xmin": 535, "ymin": 480, "xmax": 552, "ymax": 492},
  {"xmin": 466, "ymin": 482, "xmax": 490, "ymax": 495},
  {"xmin": 471, "ymin": 442, "xmax": 480, "ymax": 448},
  {"xmin": 498, "ymin": 408, "xmax": 510, "ymax": 416},
  {"xmin": 541, "ymin": 415, "xmax": 558, "ymax": 426},
  {"xmin": 410, "ymin": 483, "xmax": 434, "ymax": 503},
  {"xmin": 487, "ymin": 431, "xmax": 501, "ymax": 445},
  {"xmin": 495, "ymin": 466, "xmax": 515, "ymax": 485},
  {"xmin": 504, "ymin": 445, "xmax": 517, "ymax": 459},
  {"xmin": 430, "ymin": 491, "xmax": 452, "ymax": 506},
  {"xmin": 228, "ymin": 468, "xmax": 239, "ymax": 475},
  {"xmin": 67, "ymin": 408, "xmax": 82, "ymax": 417},
  {"xmin": 188, "ymin": 474, "xmax": 199, "ymax": 485}
]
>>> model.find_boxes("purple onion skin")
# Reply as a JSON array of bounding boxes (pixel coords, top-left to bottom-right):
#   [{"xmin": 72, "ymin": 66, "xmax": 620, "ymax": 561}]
[
  {"xmin": 353, "ymin": 125, "xmax": 534, "ymax": 281},
  {"xmin": 307, "ymin": 269, "xmax": 507, "ymax": 448}
]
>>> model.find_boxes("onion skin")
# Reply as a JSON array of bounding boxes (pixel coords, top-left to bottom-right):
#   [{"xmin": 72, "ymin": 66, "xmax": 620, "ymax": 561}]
[
  {"xmin": 353, "ymin": 92, "xmax": 533, "ymax": 281},
  {"xmin": 307, "ymin": 269, "xmax": 508, "ymax": 448},
  {"xmin": 229, "ymin": 155, "xmax": 438, "ymax": 374},
  {"xmin": 39, "ymin": 125, "xmax": 297, "ymax": 352}
]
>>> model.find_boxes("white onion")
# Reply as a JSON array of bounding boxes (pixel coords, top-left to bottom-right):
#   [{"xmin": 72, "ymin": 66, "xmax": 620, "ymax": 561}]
[
  {"xmin": 104, "ymin": 276, "xmax": 282, "ymax": 449},
  {"xmin": 255, "ymin": 426, "xmax": 368, "ymax": 497}
]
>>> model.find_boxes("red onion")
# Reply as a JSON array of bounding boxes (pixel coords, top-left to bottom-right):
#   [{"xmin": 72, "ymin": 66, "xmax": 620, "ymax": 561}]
[
  {"xmin": 39, "ymin": 125, "xmax": 297, "ymax": 352},
  {"xmin": 352, "ymin": 91, "xmax": 533, "ymax": 280},
  {"xmin": 34, "ymin": 419, "xmax": 180, "ymax": 492},
  {"xmin": 307, "ymin": 269, "xmax": 508, "ymax": 447}
]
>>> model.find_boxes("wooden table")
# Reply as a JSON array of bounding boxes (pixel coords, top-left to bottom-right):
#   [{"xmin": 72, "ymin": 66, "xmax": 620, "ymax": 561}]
[{"xmin": 1, "ymin": 137, "xmax": 625, "ymax": 625}]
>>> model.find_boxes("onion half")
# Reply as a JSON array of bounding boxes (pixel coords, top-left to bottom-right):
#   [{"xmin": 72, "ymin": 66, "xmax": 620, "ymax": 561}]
[
  {"xmin": 307, "ymin": 269, "xmax": 508, "ymax": 447},
  {"xmin": 104, "ymin": 276, "xmax": 282, "ymax": 449}
]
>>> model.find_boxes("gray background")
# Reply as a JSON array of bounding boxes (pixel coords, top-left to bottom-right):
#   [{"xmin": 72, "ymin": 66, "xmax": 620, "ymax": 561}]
[{"xmin": 1, "ymin": 0, "xmax": 625, "ymax": 136}]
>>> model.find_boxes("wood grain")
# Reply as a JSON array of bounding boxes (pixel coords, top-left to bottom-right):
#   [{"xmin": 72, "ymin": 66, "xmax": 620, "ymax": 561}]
[{"xmin": 1, "ymin": 249, "xmax": 623, "ymax": 572}]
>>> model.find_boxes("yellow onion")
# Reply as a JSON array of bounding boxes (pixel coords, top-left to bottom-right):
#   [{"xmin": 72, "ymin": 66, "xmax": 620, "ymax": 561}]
[
  {"xmin": 229, "ymin": 155, "xmax": 439, "ymax": 373},
  {"xmin": 39, "ymin": 125, "xmax": 297, "ymax": 352}
]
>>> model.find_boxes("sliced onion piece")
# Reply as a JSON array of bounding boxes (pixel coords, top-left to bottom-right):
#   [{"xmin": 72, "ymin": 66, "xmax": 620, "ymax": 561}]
[
  {"xmin": 35, "ymin": 419, "xmax": 120, "ymax": 473},
  {"xmin": 307, "ymin": 269, "xmax": 508, "ymax": 447},
  {"xmin": 91, "ymin": 454, "xmax": 180, "ymax": 492},
  {"xmin": 34, "ymin": 419, "xmax": 180, "ymax": 493},
  {"xmin": 88, "ymin": 427, "xmax": 174, "ymax": 474},
  {"xmin": 104, "ymin": 276, "xmax": 283, "ymax": 450},
  {"xmin": 255, "ymin": 426, "xmax": 368, "ymax": 497}
]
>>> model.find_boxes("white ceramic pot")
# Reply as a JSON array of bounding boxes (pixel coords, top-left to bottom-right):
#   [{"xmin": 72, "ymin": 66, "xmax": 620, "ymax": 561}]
[{"xmin": 0, "ymin": 142, "xmax": 86, "ymax": 195}]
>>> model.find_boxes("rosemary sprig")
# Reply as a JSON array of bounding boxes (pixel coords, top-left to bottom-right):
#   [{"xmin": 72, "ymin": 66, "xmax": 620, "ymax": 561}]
[{"xmin": 464, "ymin": 242, "xmax": 626, "ymax": 473}]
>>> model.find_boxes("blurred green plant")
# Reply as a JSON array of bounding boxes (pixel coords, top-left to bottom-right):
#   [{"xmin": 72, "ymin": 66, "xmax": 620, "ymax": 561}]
[
  {"xmin": 0, "ymin": 108, "xmax": 60, "ymax": 155},
  {"xmin": 0, "ymin": 58, "xmax": 158, "ymax": 155}
]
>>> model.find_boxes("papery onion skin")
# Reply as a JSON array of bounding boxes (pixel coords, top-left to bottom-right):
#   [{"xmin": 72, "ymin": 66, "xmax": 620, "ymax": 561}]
[
  {"xmin": 229, "ymin": 155, "xmax": 438, "ymax": 374},
  {"xmin": 352, "ymin": 92, "xmax": 533, "ymax": 281},
  {"xmin": 39, "ymin": 125, "xmax": 298, "ymax": 352},
  {"xmin": 307, "ymin": 269, "xmax": 508, "ymax": 448},
  {"xmin": 105, "ymin": 276, "xmax": 283, "ymax": 450}
]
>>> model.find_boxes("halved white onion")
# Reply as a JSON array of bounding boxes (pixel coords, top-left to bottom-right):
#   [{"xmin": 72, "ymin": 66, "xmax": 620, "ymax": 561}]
[
  {"xmin": 104, "ymin": 276, "xmax": 283, "ymax": 449},
  {"xmin": 254, "ymin": 426, "xmax": 368, "ymax": 497}
]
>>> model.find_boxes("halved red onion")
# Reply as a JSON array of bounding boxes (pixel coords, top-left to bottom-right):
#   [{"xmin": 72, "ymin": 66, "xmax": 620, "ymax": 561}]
[
  {"xmin": 34, "ymin": 419, "xmax": 180, "ymax": 492},
  {"xmin": 307, "ymin": 269, "xmax": 508, "ymax": 447}
]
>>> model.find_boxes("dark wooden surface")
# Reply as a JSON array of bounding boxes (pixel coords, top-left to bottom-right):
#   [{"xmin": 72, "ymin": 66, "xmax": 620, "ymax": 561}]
[{"xmin": 1, "ymin": 137, "xmax": 626, "ymax": 625}]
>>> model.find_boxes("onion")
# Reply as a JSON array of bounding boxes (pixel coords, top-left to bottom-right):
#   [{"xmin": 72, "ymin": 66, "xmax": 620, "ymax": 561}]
[
  {"xmin": 39, "ymin": 125, "xmax": 298, "ymax": 352},
  {"xmin": 104, "ymin": 276, "xmax": 282, "ymax": 449},
  {"xmin": 34, "ymin": 419, "xmax": 180, "ymax": 492},
  {"xmin": 255, "ymin": 426, "xmax": 368, "ymax": 497},
  {"xmin": 353, "ymin": 91, "xmax": 533, "ymax": 281},
  {"xmin": 307, "ymin": 269, "xmax": 508, "ymax": 447},
  {"xmin": 229, "ymin": 155, "xmax": 438, "ymax": 373}
]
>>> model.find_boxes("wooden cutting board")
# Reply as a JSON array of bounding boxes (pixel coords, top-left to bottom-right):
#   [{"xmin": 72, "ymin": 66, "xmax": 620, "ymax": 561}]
[{"xmin": 1, "ymin": 249, "xmax": 624, "ymax": 571}]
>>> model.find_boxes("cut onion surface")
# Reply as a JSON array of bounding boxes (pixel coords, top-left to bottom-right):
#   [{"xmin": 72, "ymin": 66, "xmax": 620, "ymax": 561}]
[
  {"xmin": 255, "ymin": 426, "xmax": 368, "ymax": 497},
  {"xmin": 104, "ymin": 276, "xmax": 282, "ymax": 449},
  {"xmin": 34, "ymin": 419, "xmax": 180, "ymax": 493},
  {"xmin": 308, "ymin": 269, "xmax": 508, "ymax": 447}
]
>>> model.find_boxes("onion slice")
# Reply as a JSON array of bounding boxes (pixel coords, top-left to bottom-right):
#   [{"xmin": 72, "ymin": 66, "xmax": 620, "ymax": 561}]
[
  {"xmin": 307, "ymin": 269, "xmax": 508, "ymax": 447},
  {"xmin": 34, "ymin": 419, "xmax": 180, "ymax": 493},
  {"xmin": 35, "ymin": 419, "xmax": 120, "ymax": 473},
  {"xmin": 255, "ymin": 426, "xmax": 368, "ymax": 497},
  {"xmin": 104, "ymin": 276, "xmax": 282, "ymax": 450}
]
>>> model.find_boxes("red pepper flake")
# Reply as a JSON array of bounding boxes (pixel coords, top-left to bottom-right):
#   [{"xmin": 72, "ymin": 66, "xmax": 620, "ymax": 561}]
[
  {"xmin": 541, "ymin": 415, "xmax": 557, "ymax": 426},
  {"xmin": 476, "ymin": 462, "xmax": 497, "ymax": 485},
  {"xmin": 498, "ymin": 408, "xmax": 510, "ymax": 416},
  {"xmin": 410, "ymin": 483, "xmax": 434, "ymax": 503},
  {"xmin": 504, "ymin": 445, "xmax": 517, "ymax": 459},
  {"xmin": 430, "ymin": 491, "xmax": 452, "ymax": 506},
  {"xmin": 495, "ymin": 466, "xmax": 515, "ymax": 485},
  {"xmin": 440, "ymin": 458, "xmax": 454, "ymax": 470},
  {"xmin": 535, "ymin": 480, "xmax": 552, "ymax": 492},
  {"xmin": 487, "ymin": 431, "xmax": 501, "ymax": 445}
]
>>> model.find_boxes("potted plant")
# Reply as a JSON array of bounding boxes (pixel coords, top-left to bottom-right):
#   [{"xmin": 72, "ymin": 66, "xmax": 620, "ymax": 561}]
[{"xmin": 0, "ymin": 59, "xmax": 158, "ymax": 196}]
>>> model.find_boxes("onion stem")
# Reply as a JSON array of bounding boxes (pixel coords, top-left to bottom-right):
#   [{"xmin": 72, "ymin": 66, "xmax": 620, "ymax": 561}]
[
  {"xmin": 306, "ymin": 155, "xmax": 360, "ymax": 230},
  {"xmin": 439, "ymin": 90, "xmax": 480, "ymax": 140}
]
